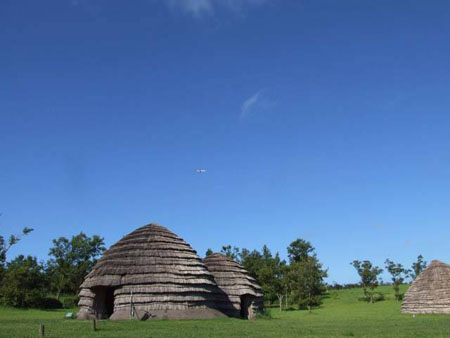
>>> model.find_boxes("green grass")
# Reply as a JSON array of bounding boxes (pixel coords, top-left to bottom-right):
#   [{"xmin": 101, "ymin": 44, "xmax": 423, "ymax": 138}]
[{"xmin": 1, "ymin": 285, "xmax": 450, "ymax": 338}]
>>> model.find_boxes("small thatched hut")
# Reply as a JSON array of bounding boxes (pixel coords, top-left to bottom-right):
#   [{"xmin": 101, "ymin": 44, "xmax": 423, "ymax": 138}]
[
  {"xmin": 77, "ymin": 223, "xmax": 233, "ymax": 320},
  {"xmin": 203, "ymin": 253, "xmax": 263, "ymax": 319},
  {"xmin": 402, "ymin": 260, "xmax": 450, "ymax": 314}
]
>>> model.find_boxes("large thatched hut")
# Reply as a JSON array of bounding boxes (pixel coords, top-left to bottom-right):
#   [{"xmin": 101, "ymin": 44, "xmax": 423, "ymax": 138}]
[
  {"xmin": 77, "ymin": 223, "xmax": 233, "ymax": 320},
  {"xmin": 402, "ymin": 260, "xmax": 450, "ymax": 314},
  {"xmin": 203, "ymin": 253, "xmax": 263, "ymax": 319}
]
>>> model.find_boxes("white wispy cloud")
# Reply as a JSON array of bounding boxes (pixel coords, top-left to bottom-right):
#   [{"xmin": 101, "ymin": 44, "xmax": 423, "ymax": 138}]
[
  {"xmin": 240, "ymin": 90, "xmax": 264, "ymax": 120},
  {"xmin": 167, "ymin": 0, "xmax": 213, "ymax": 16},
  {"xmin": 166, "ymin": 0, "xmax": 271, "ymax": 17}
]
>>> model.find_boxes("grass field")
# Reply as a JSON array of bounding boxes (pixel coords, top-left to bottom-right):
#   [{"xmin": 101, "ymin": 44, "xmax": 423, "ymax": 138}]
[{"xmin": 1, "ymin": 285, "xmax": 450, "ymax": 338}]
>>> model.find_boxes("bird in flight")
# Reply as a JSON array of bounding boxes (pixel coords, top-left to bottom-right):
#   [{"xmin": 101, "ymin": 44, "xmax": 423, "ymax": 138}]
[{"xmin": 196, "ymin": 169, "xmax": 207, "ymax": 173}]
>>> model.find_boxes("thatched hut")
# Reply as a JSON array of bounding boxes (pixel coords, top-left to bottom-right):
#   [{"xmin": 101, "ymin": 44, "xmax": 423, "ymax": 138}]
[
  {"xmin": 77, "ymin": 223, "xmax": 233, "ymax": 320},
  {"xmin": 402, "ymin": 260, "xmax": 450, "ymax": 314},
  {"xmin": 203, "ymin": 253, "xmax": 263, "ymax": 319}
]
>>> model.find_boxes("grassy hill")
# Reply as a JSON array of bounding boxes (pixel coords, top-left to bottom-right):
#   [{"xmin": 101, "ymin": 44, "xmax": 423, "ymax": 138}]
[{"xmin": 1, "ymin": 285, "xmax": 450, "ymax": 338}]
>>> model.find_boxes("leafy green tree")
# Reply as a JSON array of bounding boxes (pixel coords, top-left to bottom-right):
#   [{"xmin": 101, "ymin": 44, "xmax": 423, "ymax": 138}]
[
  {"xmin": 283, "ymin": 265, "xmax": 293, "ymax": 309},
  {"xmin": 385, "ymin": 259, "xmax": 410, "ymax": 301},
  {"xmin": 0, "ymin": 226, "xmax": 34, "ymax": 277},
  {"xmin": 239, "ymin": 245, "xmax": 287, "ymax": 306},
  {"xmin": 262, "ymin": 248, "xmax": 287, "ymax": 310},
  {"xmin": 240, "ymin": 248, "xmax": 264, "ymax": 280},
  {"xmin": 47, "ymin": 233, "xmax": 105, "ymax": 299},
  {"xmin": 233, "ymin": 240, "xmax": 326, "ymax": 311},
  {"xmin": 274, "ymin": 263, "xmax": 290, "ymax": 311},
  {"xmin": 287, "ymin": 238, "xmax": 314, "ymax": 264},
  {"xmin": 253, "ymin": 246, "xmax": 278, "ymax": 303},
  {"xmin": 205, "ymin": 248, "xmax": 213, "ymax": 257},
  {"xmin": 220, "ymin": 245, "xmax": 241, "ymax": 262},
  {"xmin": 0, "ymin": 255, "xmax": 46, "ymax": 307},
  {"xmin": 411, "ymin": 254, "xmax": 427, "ymax": 280},
  {"xmin": 288, "ymin": 243, "xmax": 327, "ymax": 312},
  {"xmin": 351, "ymin": 260, "xmax": 383, "ymax": 303}
]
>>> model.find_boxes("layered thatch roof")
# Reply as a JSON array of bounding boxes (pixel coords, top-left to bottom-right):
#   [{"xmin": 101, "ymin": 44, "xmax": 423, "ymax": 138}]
[
  {"xmin": 203, "ymin": 253, "xmax": 263, "ymax": 318},
  {"xmin": 402, "ymin": 260, "xmax": 450, "ymax": 314},
  {"xmin": 77, "ymin": 223, "xmax": 232, "ymax": 320}
]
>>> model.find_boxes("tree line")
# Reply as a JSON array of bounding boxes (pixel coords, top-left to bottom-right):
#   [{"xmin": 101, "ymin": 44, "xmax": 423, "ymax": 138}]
[
  {"xmin": 0, "ymin": 227, "xmax": 105, "ymax": 308},
  {"xmin": 207, "ymin": 238, "xmax": 328, "ymax": 312},
  {"xmin": 1, "ymin": 224, "xmax": 328, "ymax": 311},
  {"xmin": 350, "ymin": 255, "xmax": 427, "ymax": 303},
  {"xmin": 208, "ymin": 242, "xmax": 428, "ymax": 310},
  {"xmin": 0, "ymin": 223, "xmax": 428, "ymax": 311}
]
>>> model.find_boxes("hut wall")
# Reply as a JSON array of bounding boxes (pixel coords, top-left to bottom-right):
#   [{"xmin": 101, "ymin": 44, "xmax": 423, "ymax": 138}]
[{"xmin": 77, "ymin": 288, "xmax": 96, "ymax": 319}]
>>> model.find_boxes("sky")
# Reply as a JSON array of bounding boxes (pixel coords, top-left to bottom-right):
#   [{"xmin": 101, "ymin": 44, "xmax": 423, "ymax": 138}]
[{"xmin": 1, "ymin": 0, "xmax": 450, "ymax": 284}]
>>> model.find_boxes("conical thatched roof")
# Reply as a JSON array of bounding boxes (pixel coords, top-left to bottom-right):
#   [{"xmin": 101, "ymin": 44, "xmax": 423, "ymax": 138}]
[
  {"xmin": 203, "ymin": 253, "xmax": 263, "ymax": 318},
  {"xmin": 77, "ymin": 223, "xmax": 232, "ymax": 320},
  {"xmin": 402, "ymin": 260, "xmax": 450, "ymax": 314}
]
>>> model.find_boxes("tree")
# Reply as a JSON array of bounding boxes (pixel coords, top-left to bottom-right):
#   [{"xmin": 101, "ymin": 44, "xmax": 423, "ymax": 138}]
[
  {"xmin": 237, "ymin": 241, "xmax": 326, "ymax": 311},
  {"xmin": 287, "ymin": 238, "xmax": 314, "ymax": 264},
  {"xmin": 205, "ymin": 248, "xmax": 213, "ymax": 257},
  {"xmin": 47, "ymin": 233, "xmax": 105, "ymax": 299},
  {"xmin": 351, "ymin": 260, "xmax": 383, "ymax": 303},
  {"xmin": 0, "ymin": 226, "xmax": 34, "ymax": 276},
  {"xmin": 385, "ymin": 259, "xmax": 410, "ymax": 301},
  {"xmin": 411, "ymin": 255, "xmax": 427, "ymax": 280},
  {"xmin": 220, "ymin": 245, "xmax": 240, "ymax": 262},
  {"xmin": 0, "ymin": 255, "xmax": 46, "ymax": 307},
  {"xmin": 286, "ymin": 238, "xmax": 328, "ymax": 312},
  {"xmin": 263, "ymin": 250, "xmax": 287, "ymax": 311},
  {"xmin": 240, "ymin": 248, "xmax": 264, "ymax": 280},
  {"xmin": 277, "ymin": 263, "xmax": 291, "ymax": 311},
  {"xmin": 239, "ymin": 245, "xmax": 287, "ymax": 307},
  {"xmin": 289, "ymin": 257, "xmax": 327, "ymax": 312},
  {"xmin": 252, "ymin": 246, "xmax": 278, "ymax": 304}
]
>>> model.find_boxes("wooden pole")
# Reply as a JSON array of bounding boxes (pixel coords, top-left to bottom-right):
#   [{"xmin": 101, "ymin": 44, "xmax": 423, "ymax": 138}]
[
  {"xmin": 92, "ymin": 319, "xmax": 97, "ymax": 331},
  {"xmin": 39, "ymin": 324, "xmax": 45, "ymax": 337},
  {"xmin": 130, "ymin": 290, "xmax": 134, "ymax": 319}
]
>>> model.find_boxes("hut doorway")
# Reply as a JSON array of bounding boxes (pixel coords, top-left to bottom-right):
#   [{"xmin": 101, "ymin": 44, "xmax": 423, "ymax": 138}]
[
  {"xmin": 240, "ymin": 294, "xmax": 253, "ymax": 319},
  {"xmin": 92, "ymin": 287, "xmax": 115, "ymax": 319}
]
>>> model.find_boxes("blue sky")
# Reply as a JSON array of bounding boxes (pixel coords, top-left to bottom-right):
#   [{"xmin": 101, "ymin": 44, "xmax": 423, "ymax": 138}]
[{"xmin": 1, "ymin": 0, "xmax": 450, "ymax": 283}]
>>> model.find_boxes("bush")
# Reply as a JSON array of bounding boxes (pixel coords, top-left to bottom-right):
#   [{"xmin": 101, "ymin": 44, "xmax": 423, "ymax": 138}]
[
  {"xmin": 297, "ymin": 296, "xmax": 322, "ymax": 310},
  {"xmin": 0, "ymin": 255, "xmax": 47, "ymax": 308},
  {"xmin": 283, "ymin": 306, "xmax": 298, "ymax": 311},
  {"xmin": 328, "ymin": 283, "xmax": 361, "ymax": 290},
  {"xmin": 1, "ymin": 288, "xmax": 45, "ymax": 308},
  {"xmin": 39, "ymin": 297, "xmax": 63, "ymax": 309},
  {"xmin": 255, "ymin": 308, "xmax": 272, "ymax": 319},
  {"xmin": 62, "ymin": 296, "xmax": 78, "ymax": 309},
  {"xmin": 358, "ymin": 292, "xmax": 385, "ymax": 303}
]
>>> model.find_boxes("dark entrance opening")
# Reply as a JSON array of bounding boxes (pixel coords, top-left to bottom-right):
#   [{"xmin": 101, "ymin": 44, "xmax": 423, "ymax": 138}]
[
  {"xmin": 240, "ymin": 294, "xmax": 252, "ymax": 319},
  {"xmin": 92, "ymin": 287, "xmax": 115, "ymax": 319}
]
